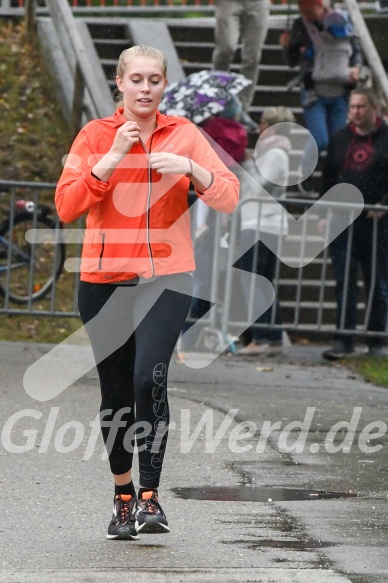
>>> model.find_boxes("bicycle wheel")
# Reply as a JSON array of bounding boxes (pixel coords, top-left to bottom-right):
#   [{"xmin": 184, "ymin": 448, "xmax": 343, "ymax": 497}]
[{"xmin": 0, "ymin": 211, "xmax": 65, "ymax": 304}]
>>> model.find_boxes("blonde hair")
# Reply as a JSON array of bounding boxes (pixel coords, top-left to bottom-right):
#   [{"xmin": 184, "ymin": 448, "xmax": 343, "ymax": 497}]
[
  {"xmin": 115, "ymin": 45, "xmax": 167, "ymax": 106},
  {"xmin": 261, "ymin": 106, "xmax": 296, "ymax": 127},
  {"xmin": 116, "ymin": 44, "xmax": 167, "ymax": 79}
]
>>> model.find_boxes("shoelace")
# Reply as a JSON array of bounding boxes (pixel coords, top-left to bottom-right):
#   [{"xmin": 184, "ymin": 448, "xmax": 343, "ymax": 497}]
[
  {"xmin": 116, "ymin": 496, "xmax": 134, "ymax": 523},
  {"xmin": 140, "ymin": 493, "xmax": 159, "ymax": 515}
]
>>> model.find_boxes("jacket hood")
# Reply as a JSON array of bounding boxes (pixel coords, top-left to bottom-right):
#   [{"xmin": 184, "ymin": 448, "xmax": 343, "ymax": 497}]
[
  {"xmin": 348, "ymin": 116, "xmax": 385, "ymax": 137},
  {"xmin": 255, "ymin": 134, "xmax": 291, "ymax": 158}
]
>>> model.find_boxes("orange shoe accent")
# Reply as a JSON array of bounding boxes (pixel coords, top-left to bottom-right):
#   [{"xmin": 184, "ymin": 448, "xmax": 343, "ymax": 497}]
[
  {"xmin": 141, "ymin": 491, "xmax": 156, "ymax": 500},
  {"xmin": 118, "ymin": 494, "xmax": 133, "ymax": 501}
]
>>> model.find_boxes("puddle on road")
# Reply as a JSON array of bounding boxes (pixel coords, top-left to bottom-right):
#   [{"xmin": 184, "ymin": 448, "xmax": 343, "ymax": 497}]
[
  {"xmin": 172, "ymin": 486, "xmax": 344, "ymax": 560},
  {"xmin": 223, "ymin": 539, "xmax": 335, "ymax": 550},
  {"xmin": 172, "ymin": 485, "xmax": 357, "ymax": 502}
]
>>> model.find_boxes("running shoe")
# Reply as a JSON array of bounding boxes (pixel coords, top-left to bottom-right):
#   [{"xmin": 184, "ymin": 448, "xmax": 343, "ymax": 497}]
[
  {"xmin": 135, "ymin": 491, "xmax": 170, "ymax": 534},
  {"xmin": 107, "ymin": 494, "xmax": 139, "ymax": 540}
]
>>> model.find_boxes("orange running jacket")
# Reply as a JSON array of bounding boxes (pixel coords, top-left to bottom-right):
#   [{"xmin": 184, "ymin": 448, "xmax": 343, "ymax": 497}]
[{"xmin": 55, "ymin": 109, "xmax": 240, "ymax": 283}]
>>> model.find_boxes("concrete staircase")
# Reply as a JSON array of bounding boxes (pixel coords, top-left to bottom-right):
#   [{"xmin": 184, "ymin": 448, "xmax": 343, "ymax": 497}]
[{"xmin": 41, "ymin": 14, "xmax": 368, "ymax": 332}]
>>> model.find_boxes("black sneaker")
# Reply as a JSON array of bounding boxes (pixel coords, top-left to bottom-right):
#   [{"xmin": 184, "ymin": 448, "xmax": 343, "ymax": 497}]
[
  {"xmin": 135, "ymin": 491, "xmax": 170, "ymax": 534},
  {"xmin": 322, "ymin": 341, "xmax": 355, "ymax": 361},
  {"xmin": 107, "ymin": 494, "xmax": 139, "ymax": 540}
]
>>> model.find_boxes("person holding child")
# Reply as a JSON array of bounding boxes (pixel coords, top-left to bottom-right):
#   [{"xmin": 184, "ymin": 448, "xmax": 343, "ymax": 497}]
[{"xmin": 279, "ymin": 0, "xmax": 362, "ymax": 194}]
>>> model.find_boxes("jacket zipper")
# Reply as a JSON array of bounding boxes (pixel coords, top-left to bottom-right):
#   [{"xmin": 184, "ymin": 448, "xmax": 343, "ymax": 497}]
[
  {"xmin": 139, "ymin": 135, "xmax": 155, "ymax": 277},
  {"xmin": 98, "ymin": 232, "xmax": 105, "ymax": 270}
]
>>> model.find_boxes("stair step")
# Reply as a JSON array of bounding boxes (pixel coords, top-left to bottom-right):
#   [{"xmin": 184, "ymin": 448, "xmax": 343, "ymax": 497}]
[
  {"xmin": 85, "ymin": 15, "xmax": 339, "ymax": 326},
  {"xmin": 250, "ymin": 105, "xmax": 303, "ymax": 116},
  {"xmin": 173, "ymin": 40, "xmax": 284, "ymax": 53},
  {"xmin": 87, "ymin": 21, "xmax": 129, "ymax": 39},
  {"xmin": 182, "ymin": 52, "xmax": 284, "ymax": 70},
  {"xmin": 174, "ymin": 40, "xmax": 214, "ymax": 49},
  {"xmin": 279, "ymin": 257, "xmax": 327, "ymax": 266},
  {"xmin": 92, "ymin": 38, "xmax": 130, "ymax": 46},
  {"xmin": 253, "ymin": 84, "xmax": 299, "ymax": 93},
  {"xmin": 285, "ymin": 235, "xmax": 326, "ymax": 243},
  {"xmin": 277, "ymin": 279, "xmax": 338, "ymax": 286},
  {"xmin": 281, "ymin": 300, "xmax": 366, "ymax": 309}
]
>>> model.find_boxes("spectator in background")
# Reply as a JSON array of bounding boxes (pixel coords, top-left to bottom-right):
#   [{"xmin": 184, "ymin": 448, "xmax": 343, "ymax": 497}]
[
  {"xmin": 279, "ymin": 0, "xmax": 362, "ymax": 194},
  {"xmin": 179, "ymin": 96, "xmax": 248, "ymax": 351},
  {"xmin": 212, "ymin": 0, "xmax": 270, "ymax": 133},
  {"xmin": 236, "ymin": 106, "xmax": 295, "ymax": 356},
  {"xmin": 318, "ymin": 88, "xmax": 388, "ymax": 360},
  {"xmin": 195, "ymin": 96, "xmax": 248, "ymax": 239}
]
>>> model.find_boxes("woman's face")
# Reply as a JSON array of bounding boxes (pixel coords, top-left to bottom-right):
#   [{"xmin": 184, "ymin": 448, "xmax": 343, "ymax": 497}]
[{"xmin": 116, "ymin": 56, "xmax": 167, "ymax": 119}]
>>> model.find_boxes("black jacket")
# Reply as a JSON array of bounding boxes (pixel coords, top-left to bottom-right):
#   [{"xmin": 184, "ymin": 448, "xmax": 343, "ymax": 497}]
[{"xmin": 320, "ymin": 119, "xmax": 388, "ymax": 218}]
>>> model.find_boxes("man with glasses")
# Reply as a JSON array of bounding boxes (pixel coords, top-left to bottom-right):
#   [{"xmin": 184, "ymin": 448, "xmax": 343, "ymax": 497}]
[{"xmin": 318, "ymin": 88, "xmax": 388, "ymax": 360}]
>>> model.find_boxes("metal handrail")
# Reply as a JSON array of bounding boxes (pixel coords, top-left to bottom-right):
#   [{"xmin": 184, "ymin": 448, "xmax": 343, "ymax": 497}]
[
  {"xmin": 344, "ymin": 0, "xmax": 388, "ymax": 104},
  {"xmin": 0, "ymin": 181, "xmax": 386, "ymax": 339},
  {"xmin": 0, "ymin": 0, "xmax": 382, "ymax": 16},
  {"xmin": 45, "ymin": 0, "xmax": 114, "ymax": 120}
]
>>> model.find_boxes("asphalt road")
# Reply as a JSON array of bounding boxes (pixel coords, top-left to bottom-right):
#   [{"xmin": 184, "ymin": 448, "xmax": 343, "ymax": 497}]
[{"xmin": 0, "ymin": 340, "xmax": 387, "ymax": 583}]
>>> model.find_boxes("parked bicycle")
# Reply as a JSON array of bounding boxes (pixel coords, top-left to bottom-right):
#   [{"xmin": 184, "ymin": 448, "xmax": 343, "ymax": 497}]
[{"xmin": 0, "ymin": 199, "xmax": 65, "ymax": 304}]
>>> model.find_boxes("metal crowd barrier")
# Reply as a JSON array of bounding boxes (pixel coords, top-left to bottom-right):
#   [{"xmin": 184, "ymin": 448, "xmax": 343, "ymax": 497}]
[
  {"xmin": 0, "ymin": 180, "xmax": 82, "ymax": 317},
  {"xmin": 187, "ymin": 196, "xmax": 388, "ymax": 342},
  {"xmin": 1, "ymin": 181, "xmax": 387, "ymax": 346}
]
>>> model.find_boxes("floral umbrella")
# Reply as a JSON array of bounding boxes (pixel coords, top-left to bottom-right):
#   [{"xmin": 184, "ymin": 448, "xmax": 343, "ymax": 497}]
[{"xmin": 159, "ymin": 69, "xmax": 251, "ymax": 124}]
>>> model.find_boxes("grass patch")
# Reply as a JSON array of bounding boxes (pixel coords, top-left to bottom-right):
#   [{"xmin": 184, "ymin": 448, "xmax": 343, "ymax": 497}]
[
  {"xmin": 0, "ymin": 20, "xmax": 69, "ymax": 183},
  {"xmin": 0, "ymin": 313, "xmax": 81, "ymax": 344},
  {"xmin": 0, "ymin": 19, "xmax": 82, "ymax": 343},
  {"xmin": 346, "ymin": 355, "xmax": 388, "ymax": 388}
]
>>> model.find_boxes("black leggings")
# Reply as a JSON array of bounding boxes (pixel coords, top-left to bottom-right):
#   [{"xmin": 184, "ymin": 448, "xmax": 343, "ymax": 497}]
[{"xmin": 78, "ymin": 273, "xmax": 192, "ymax": 488}]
